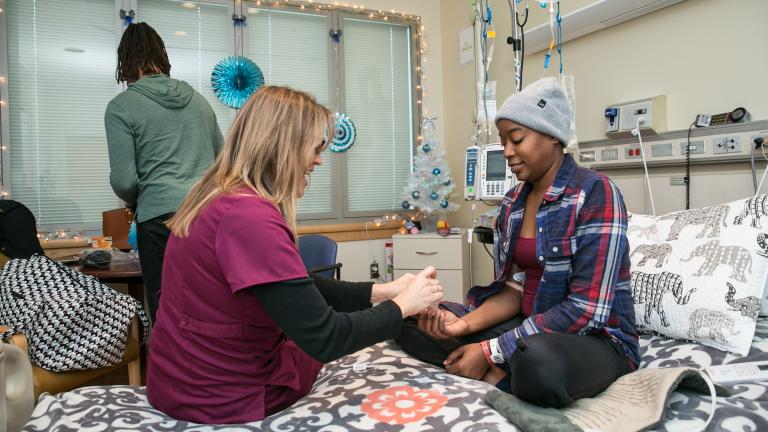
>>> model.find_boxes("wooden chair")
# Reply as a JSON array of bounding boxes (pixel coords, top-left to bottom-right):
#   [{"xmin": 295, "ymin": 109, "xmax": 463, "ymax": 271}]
[
  {"xmin": 1, "ymin": 252, "xmax": 142, "ymax": 398},
  {"xmin": 0, "ymin": 320, "xmax": 141, "ymax": 398}
]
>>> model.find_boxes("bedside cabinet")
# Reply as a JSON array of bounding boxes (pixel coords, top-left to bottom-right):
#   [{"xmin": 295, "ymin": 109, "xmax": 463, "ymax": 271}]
[{"xmin": 392, "ymin": 229, "xmax": 469, "ymax": 304}]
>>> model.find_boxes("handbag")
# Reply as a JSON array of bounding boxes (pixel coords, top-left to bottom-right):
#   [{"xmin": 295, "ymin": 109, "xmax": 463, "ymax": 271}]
[
  {"xmin": 0, "ymin": 255, "xmax": 149, "ymax": 372},
  {"xmin": 102, "ymin": 208, "xmax": 134, "ymax": 250}
]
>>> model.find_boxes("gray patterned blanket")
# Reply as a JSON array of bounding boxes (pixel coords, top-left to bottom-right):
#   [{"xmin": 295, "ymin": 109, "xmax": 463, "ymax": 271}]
[{"xmin": 22, "ymin": 320, "xmax": 768, "ymax": 432}]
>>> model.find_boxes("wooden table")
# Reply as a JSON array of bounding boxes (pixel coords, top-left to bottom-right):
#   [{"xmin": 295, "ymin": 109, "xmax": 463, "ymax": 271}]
[{"xmin": 75, "ymin": 260, "xmax": 143, "ymax": 300}]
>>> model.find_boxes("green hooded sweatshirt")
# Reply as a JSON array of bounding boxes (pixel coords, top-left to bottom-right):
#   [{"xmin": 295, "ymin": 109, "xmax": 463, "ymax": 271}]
[{"xmin": 104, "ymin": 74, "xmax": 224, "ymax": 223}]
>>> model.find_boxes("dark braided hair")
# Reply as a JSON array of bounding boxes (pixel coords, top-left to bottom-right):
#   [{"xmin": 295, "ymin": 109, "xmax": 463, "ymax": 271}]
[{"xmin": 115, "ymin": 23, "xmax": 171, "ymax": 83}]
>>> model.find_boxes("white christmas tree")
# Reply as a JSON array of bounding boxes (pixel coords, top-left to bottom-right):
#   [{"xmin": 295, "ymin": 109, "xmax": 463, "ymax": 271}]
[{"xmin": 400, "ymin": 118, "xmax": 459, "ymax": 215}]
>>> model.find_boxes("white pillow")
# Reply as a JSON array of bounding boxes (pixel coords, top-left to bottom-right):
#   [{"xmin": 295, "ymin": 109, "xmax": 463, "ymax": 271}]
[{"xmin": 627, "ymin": 195, "xmax": 768, "ymax": 356}]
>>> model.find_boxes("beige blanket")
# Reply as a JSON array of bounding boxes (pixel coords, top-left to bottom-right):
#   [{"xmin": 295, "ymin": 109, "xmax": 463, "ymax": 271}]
[{"xmin": 485, "ymin": 367, "xmax": 728, "ymax": 432}]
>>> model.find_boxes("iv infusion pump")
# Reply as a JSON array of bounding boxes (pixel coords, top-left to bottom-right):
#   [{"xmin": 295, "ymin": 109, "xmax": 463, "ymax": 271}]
[{"xmin": 464, "ymin": 143, "xmax": 516, "ymax": 200}]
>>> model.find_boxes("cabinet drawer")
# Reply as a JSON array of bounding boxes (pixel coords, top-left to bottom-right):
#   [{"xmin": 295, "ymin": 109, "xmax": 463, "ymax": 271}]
[
  {"xmin": 394, "ymin": 269, "xmax": 467, "ymax": 304},
  {"xmin": 393, "ymin": 237, "xmax": 463, "ymax": 269}
]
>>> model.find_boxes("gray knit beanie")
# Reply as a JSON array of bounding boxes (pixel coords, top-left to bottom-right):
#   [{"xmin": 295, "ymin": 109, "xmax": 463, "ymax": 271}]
[{"xmin": 495, "ymin": 77, "xmax": 574, "ymax": 146}]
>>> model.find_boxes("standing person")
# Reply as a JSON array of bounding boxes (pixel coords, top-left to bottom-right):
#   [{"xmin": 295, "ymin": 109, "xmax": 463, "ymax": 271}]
[
  {"xmin": 146, "ymin": 86, "xmax": 444, "ymax": 424},
  {"xmin": 105, "ymin": 22, "xmax": 224, "ymax": 324},
  {"xmin": 396, "ymin": 77, "xmax": 639, "ymax": 408}
]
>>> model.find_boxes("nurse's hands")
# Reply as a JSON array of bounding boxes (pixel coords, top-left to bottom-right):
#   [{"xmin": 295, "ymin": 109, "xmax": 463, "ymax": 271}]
[
  {"xmin": 418, "ymin": 307, "xmax": 470, "ymax": 339},
  {"xmin": 371, "ymin": 272, "xmax": 417, "ymax": 303},
  {"xmin": 444, "ymin": 343, "xmax": 490, "ymax": 380},
  {"xmin": 392, "ymin": 266, "xmax": 443, "ymax": 317}
]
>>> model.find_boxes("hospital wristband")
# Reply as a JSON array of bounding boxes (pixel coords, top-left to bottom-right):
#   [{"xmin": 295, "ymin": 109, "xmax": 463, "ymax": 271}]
[
  {"xmin": 479, "ymin": 340, "xmax": 494, "ymax": 367},
  {"xmin": 489, "ymin": 338, "xmax": 505, "ymax": 364}
]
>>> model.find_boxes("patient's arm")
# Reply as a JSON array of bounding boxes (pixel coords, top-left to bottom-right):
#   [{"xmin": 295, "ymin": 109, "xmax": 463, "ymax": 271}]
[
  {"xmin": 421, "ymin": 281, "xmax": 522, "ymax": 339},
  {"xmin": 456, "ymin": 281, "xmax": 522, "ymax": 334}
]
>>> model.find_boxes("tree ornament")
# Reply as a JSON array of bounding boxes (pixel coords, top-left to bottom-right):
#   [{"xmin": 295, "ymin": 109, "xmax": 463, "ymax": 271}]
[
  {"xmin": 432, "ymin": 168, "xmax": 441, "ymax": 176},
  {"xmin": 440, "ymin": 199, "xmax": 449, "ymax": 208},
  {"xmin": 411, "ymin": 191, "xmax": 421, "ymax": 200},
  {"xmin": 329, "ymin": 113, "xmax": 357, "ymax": 152},
  {"xmin": 430, "ymin": 192, "xmax": 438, "ymax": 200},
  {"xmin": 422, "ymin": 143, "xmax": 431, "ymax": 153},
  {"xmin": 443, "ymin": 179, "xmax": 451, "ymax": 186},
  {"xmin": 211, "ymin": 56, "xmax": 264, "ymax": 108}
]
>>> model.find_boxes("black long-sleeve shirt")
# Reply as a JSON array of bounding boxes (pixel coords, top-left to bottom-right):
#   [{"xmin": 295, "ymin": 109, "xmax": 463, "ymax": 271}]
[{"xmin": 249, "ymin": 275, "xmax": 402, "ymax": 363}]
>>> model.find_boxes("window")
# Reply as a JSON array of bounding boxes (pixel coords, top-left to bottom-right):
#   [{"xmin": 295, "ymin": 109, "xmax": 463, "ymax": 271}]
[
  {"xmin": 247, "ymin": 7, "xmax": 333, "ymax": 216},
  {"xmin": 136, "ymin": 0, "xmax": 234, "ymax": 136},
  {"xmin": 244, "ymin": 4, "xmax": 418, "ymax": 220},
  {"xmin": 5, "ymin": 0, "xmax": 120, "ymax": 228},
  {"xmin": 342, "ymin": 17, "xmax": 414, "ymax": 214},
  {"xmin": 0, "ymin": 0, "xmax": 420, "ymax": 230}
]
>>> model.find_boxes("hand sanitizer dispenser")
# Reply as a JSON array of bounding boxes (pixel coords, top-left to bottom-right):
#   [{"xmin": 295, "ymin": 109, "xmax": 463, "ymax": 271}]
[{"xmin": 1, "ymin": 342, "xmax": 35, "ymax": 432}]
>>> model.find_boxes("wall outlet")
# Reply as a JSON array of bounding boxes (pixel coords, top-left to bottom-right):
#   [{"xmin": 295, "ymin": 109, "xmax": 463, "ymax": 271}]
[
  {"xmin": 752, "ymin": 132, "xmax": 768, "ymax": 148},
  {"xmin": 625, "ymin": 145, "xmax": 642, "ymax": 159},
  {"xmin": 601, "ymin": 148, "xmax": 619, "ymax": 161},
  {"xmin": 713, "ymin": 135, "xmax": 741, "ymax": 154},
  {"xmin": 679, "ymin": 140, "xmax": 705, "ymax": 155}
]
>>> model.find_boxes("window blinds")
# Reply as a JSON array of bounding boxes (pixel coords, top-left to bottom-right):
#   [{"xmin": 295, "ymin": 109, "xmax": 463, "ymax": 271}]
[
  {"xmin": 7, "ymin": 0, "xmax": 119, "ymax": 226},
  {"xmin": 137, "ymin": 0, "xmax": 233, "ymax": 136},
  {"xmin": 343, "ymin": 18, "xmax": 413, "ymax": 213},
  {"xmin": 247, "ymin": 6, "xmax": 332, "ymax": 215}
]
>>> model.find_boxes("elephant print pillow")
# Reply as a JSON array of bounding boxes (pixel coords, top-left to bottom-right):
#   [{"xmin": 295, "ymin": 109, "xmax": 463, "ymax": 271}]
[{"xmin": 626, "ymin": 195, "xmax": 768, "ymax": 356}]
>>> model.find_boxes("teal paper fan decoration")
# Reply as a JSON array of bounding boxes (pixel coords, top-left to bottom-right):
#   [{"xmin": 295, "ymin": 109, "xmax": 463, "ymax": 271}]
[
  {"xmin": 330, "ymin": 113, "xmax": 356, "ymax": 152},
  {"xmin": 211, "ymin": 56, "xmax": 264, "ymax": 108}
]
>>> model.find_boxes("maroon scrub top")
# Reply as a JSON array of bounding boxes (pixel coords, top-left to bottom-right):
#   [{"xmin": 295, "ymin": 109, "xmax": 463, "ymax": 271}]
[{"xmin": 147, "ymin": 188, "xmax": 322, "ymax": 424}]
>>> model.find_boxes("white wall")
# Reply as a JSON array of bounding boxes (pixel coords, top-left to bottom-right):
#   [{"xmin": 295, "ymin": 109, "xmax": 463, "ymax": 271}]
[
  {"xmin": 440, "ymin": 0, "xmax": 768, "ymax": 286},
  {"xmin": 494, "ymin": 0, "xmax": 768, "ymax": 141}
]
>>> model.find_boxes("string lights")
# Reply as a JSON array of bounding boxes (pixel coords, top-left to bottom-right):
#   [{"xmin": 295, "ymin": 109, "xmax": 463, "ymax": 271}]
[{"xmin": 0, "ymin": 74, "xmax": 6, "ymax": 198}]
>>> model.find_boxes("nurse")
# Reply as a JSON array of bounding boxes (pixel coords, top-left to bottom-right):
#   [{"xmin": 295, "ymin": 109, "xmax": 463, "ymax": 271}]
[{"xmin": 147, "ymin": 86, "xmax": 444, "ymax": 423}]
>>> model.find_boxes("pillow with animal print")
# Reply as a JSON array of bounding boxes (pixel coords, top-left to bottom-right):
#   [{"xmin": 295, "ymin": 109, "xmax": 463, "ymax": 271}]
[{"xmin": 626, "ymin": 195, "xmax": 768, "ymax": 356}]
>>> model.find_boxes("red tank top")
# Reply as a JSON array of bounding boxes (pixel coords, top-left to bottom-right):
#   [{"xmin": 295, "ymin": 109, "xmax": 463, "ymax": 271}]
[{"xmin": 514, "ymin": 237, "xmax": 543, "ymax": 317}]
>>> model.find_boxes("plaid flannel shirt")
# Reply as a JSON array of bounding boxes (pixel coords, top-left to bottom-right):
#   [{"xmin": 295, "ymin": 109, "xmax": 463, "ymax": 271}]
[{"xmin": 465, "ymin": 154, "xmax": 639, "ymax": 366}]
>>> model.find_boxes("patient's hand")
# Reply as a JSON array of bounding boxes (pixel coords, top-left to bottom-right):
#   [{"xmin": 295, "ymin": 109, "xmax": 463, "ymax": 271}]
[
  {"xmin": 444, "ymin": 343, "xmax": 489, "ymax": 380},
  {"xmin": 418, "ymin": 308, "xmax": 469, "ymax": 339}
]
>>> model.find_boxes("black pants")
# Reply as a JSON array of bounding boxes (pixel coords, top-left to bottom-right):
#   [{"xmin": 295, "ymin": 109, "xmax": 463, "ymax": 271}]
[
  {"xmin": 136, "ymin": 212, "xmax": 173, "ymax": 326},
  {"xmin": 395, "ymin": 317, "xmax": 630, "ymax": 408}
]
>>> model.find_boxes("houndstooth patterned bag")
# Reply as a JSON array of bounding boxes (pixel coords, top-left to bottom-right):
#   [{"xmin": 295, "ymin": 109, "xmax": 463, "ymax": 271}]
[{"xmin": 0, "ymin": 255, "xmax": 149, "ymax": 372}]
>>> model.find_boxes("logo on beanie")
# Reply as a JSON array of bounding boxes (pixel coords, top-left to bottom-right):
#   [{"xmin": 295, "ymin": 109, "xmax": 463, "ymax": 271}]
[{"xmin": 537, "ymin": 99, "xmax": 547, "ymax": 108}]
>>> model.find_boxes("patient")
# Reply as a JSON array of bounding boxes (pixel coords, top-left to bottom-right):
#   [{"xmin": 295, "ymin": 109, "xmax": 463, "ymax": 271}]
[
  {"xmin": 146, "ymin": 86, "xmax": 444, "ymax": 424},
  {"xmin": 397, "ymin": 77, "xmax": 639, "ymax": 408}
]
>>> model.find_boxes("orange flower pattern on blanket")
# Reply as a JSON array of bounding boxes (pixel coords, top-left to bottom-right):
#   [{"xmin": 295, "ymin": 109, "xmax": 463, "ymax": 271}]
[{"xmin": 360, "ymin": 385, "xmax": 448, "ymax": 424}]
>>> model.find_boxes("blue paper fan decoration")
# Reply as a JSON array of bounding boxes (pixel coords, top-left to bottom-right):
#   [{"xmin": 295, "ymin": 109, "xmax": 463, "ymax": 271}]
[
  {"xmin": 211, "ymin": 56, "xmax": 264, "ymax": 108},
  {"xmin": 329, "ymin": 113, "xmax": 357, "ymax": 152}
]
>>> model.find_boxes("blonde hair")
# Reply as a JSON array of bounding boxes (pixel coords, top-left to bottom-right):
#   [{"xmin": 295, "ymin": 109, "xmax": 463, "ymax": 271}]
[{"xmin": 167, "ymin": 86, "xmax": 333, "ymax": 237}]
